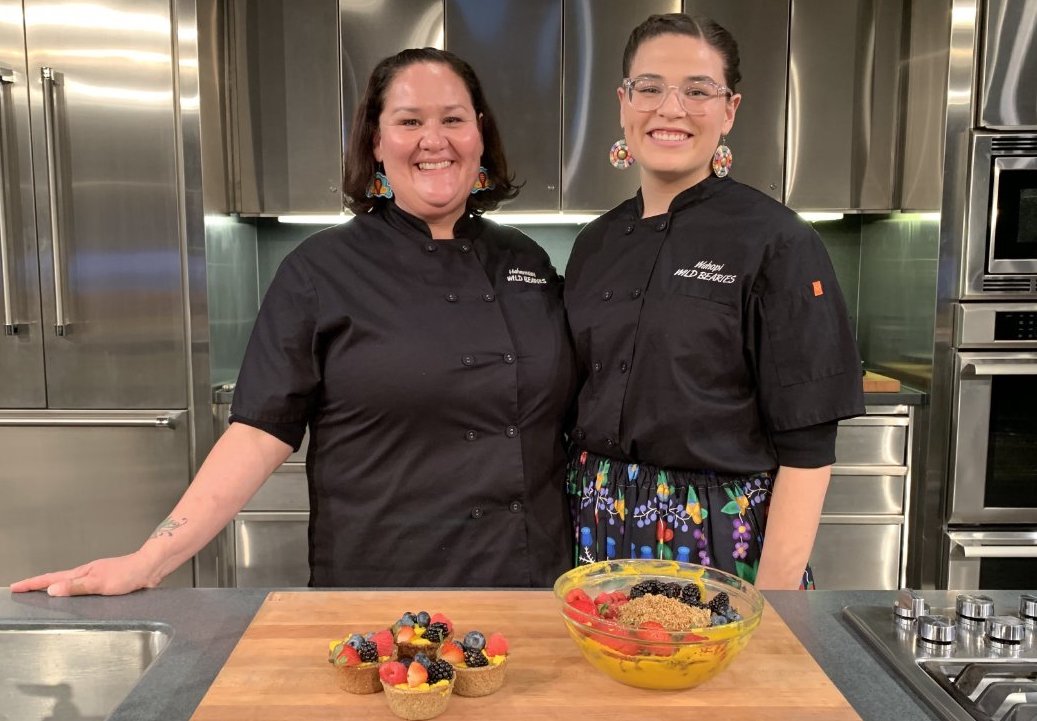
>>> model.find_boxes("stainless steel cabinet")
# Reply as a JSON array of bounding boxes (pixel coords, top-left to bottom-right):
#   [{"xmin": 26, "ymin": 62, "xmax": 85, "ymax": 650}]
[
  {"xmin": 786, "ymin": 0, "xmax": 904, "ymax": 212},
  {"xmin": 0, "ymin": 412, "xmax": 193, "ymax": 587},
  {"xmin": 809, "ymin": 406, "xmax": 914, "ymax": 590},
  {"xmin": 446, "ymin": 0, "xmax": 561, "ymax": 211},
  {"xmin": 232, "ymin": 465, "xmax": 310, "ymax": 587},
  {"xmin": 0, "ymin": 0, "xmax": 188, "ymax": 409},
  {"xmin": 685, "ymin": 1, "xmax": 788, "ymax": 202}
]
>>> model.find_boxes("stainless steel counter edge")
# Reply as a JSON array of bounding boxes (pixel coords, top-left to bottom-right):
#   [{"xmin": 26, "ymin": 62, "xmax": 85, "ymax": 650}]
[{"xmin": 0, "ymin": 588, "xmax": 954, "ymax": 721}]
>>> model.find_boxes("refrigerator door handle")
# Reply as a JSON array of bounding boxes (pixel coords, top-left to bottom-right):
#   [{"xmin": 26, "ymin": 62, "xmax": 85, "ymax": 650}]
[
  {"xmin": 40, "ymin": 67, "xmax": 67, "ymax": 337},
  {"xmin": 0, "ymin": 67, "xmax": 17, "ymax": 336},
  {"xmin": 0, "ymin": 413, "xmax": 182, "ymax": 429}
]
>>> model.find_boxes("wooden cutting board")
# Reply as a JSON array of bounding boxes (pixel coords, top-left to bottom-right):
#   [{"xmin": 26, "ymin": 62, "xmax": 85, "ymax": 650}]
[
  {"xmin": 190, "ymin": 591, "xmax": 860, "ymax": 720},
  {"xmin": 863, "ymin": 371, "xmax": 901, "ymax": 393}
]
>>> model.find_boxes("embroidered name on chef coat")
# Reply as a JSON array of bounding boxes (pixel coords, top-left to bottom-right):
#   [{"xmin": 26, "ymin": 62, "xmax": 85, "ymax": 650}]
[
  {"xmin": 506, "ymin": 268, "xmax": 548, "ymax": 284},
  {"xmin": 673, "ymin": 259, "xmax": 738, "ymax": 285}
]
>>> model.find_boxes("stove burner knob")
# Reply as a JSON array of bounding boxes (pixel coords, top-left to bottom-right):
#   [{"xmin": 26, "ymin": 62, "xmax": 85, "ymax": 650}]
[
  {"xmin": 986, "ymin": 615, "xmax": 1026, "ymax": 644},
  {"xmin": 1020, "ymin": 594, "xmax": 1037, "ymax": 623},
  {"xmin": 956, "ymin": 593, "xmax": 995, "ymax": 621},
  {"xmin": 917, "ymin": 615, "xmax": 956, "ymax": 644},
  {"xmin": 893, "ymin": 588, "xmax": 929, "ymax": 621}
]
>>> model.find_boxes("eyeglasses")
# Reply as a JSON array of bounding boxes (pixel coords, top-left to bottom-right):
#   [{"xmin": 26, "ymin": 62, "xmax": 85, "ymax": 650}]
[{"xmin": 622, "ymin": 77, "xmax": 732, "ymax": 113}]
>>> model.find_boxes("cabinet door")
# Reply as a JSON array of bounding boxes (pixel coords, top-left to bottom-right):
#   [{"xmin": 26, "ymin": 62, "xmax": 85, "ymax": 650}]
[
  {"xmin": 446, "ymin": 0, "xmax": 562, "ymax": 211},
  {"xmin": 0, "ymin": 412, "xmax": 192, "ymax": 587},
  {"xmin": 684, "ymin": 1, "xmax": 788, "ymax": 202},
  {"xmin": 562, "ymin": 0, "xmax": 680, "ymax": 212},
  {"xmin": 25, "ymin": 0, "xmax": 187, "ymax": 408},
  {"xmin": 233, "ymin": 513, "xmax": 309, "ymax": 587},
  {"xmin": 811, "ymin": 522, "xmax": 902, "ymax": 590},
  {"xmin": 0, "ymin": 2, "xmax": 44, "ymax": 408}
]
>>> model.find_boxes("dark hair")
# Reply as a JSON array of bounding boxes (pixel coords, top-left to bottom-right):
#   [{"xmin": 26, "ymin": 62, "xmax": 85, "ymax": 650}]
[
  {"xmin": 343, "ymin": 48, "xmax": 519, "ymax": 215},
  {"xmin": 622, "ymin": 14, "xmax": 741, "ymax": 91}
]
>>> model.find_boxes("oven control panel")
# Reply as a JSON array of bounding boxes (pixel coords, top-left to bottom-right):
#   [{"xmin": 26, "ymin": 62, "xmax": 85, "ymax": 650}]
[
  {"xmin": 958, "ymin": 302, "xmax": 1037, "ymax": 347},
  {"xmin": 995, "ymin": 311, "xmax": 1037, "ymax": 341}
]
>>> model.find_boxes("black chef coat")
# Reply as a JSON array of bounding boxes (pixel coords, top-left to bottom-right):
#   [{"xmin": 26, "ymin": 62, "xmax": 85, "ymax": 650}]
[
  {"xmin": 564, "ymin": 176, "xmax": 865, "ymax": 474},
  {"xmin": 230, "ymin": 201, "xmax": 577, "ymax": 587}
]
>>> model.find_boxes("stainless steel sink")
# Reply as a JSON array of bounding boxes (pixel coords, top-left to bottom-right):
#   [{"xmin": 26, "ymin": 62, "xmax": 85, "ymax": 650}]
[{"xmin": 0, "ymin": 621, "xmax": 172, "ymax": 721}]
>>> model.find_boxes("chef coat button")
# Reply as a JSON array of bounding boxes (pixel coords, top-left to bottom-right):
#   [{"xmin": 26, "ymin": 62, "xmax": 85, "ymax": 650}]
[
  {"xmin": 460, "ymin": 243, "xmax": 472, "ymax": 253},
  {"xmin": 505, "ymin": 425, "xmax": 519, "ymax": 438},
  {"xmin": 601, "ymin": 289, "xmax": 613, "ymax": 301},
  {"xmin": 445, "ymin": 292, "xmax": 459, "ymax": 303},
  {"xmin": 503, "ymin": 353, "xmax": 516, "ymax": 364},
  {"xmin": 631, "ymin": 288, "xmax": 642, "ymax": 299},
  {"xmin": 619, "ymin": 361, "xmax": 629, "ymax": 373},
  {"xmin": 605, "ymin": 437, "xmax": 616, "ymax": 449},
  {"xmin": 509, "ymin": 501, "xmax": 523, "ymax": 513},
  {"xmin": 624, "ymin": 224, "xmax": 635, "ymax": 234},
  {"xmin": 425, "ymin": 242, "xmax": 438, "ymax": 252},
  {"xmin": 471, "ymin": 507, "xmax": 484, "ymax": 519},
  {"xmin": 482, "ymin": 292, "xmax": 496, "ymax": 302},
  {"xmin": 464, "ymin": 429, "xmax": 478, "ymax": 441},
  {"xmin": 655, "ymin": 220, "xmax": 668, "ymax": 231},
  {"xmin": 462, "ymin": 354, "xmax": 475, "ymax": 367},
  {"xmin": 572, "ymin": 427, "xmax": 586, "ymax": 441},
  {"xmin": 592, "ymin": 361, "xmax": 602, "ymax": 372}
]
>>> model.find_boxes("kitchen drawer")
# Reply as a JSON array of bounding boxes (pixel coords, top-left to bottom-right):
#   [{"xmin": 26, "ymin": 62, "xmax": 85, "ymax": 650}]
[
  {"xmin": 242, "ymin": 463, "xmax": 308, "ymax": 512},
  {"xmin": 810, "ymin": 521, "xmax": 902, "ymax": 590},
  {"xmin": 834, "ymin": 417, "xmax": 908, "ymax": 465},
  {"xmin": 822, "ymin": 469, "xmax": 906, "ymax": 514},
  {"xmin": 233, "ymin": 512, "xmax": 309, "ymax": 587}
]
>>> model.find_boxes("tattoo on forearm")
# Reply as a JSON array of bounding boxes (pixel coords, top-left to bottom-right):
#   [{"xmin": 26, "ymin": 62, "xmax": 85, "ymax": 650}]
[{"xmin": 150, "ymin": 517, "xmax": 188, "ymax": 539}]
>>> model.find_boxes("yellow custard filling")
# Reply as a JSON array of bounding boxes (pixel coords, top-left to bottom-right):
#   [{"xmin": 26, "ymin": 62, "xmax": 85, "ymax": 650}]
[{"xmin": 392, "ymin": 680, "xmax": 450, "ymax": 691}]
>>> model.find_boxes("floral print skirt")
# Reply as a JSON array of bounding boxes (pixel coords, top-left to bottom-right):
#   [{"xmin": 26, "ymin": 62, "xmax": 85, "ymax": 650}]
[{"xmin": 566, "ymin": 449, "xmax": 815, "ymax": 589}]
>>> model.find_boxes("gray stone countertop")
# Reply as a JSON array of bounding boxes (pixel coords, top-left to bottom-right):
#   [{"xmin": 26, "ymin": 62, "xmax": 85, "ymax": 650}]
[{"xmin": 1, "ymin": 588, "xmax": 939, "ymax": 721}]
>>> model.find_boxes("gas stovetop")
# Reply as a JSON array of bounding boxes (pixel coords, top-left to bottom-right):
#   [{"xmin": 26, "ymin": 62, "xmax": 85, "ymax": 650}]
[{"xmin": 845, "ymin": 591, "xmax": 1037, "ymax": 721}]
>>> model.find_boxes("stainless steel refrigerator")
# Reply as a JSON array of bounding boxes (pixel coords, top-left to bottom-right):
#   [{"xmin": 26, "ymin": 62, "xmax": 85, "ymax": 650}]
[{"xmin": 0, "ymin": 0, "xmax": 202, "ymax": 586}]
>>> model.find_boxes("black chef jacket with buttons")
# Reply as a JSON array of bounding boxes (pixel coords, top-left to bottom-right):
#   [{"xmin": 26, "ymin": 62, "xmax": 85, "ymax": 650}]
[
  {"xmin": 230, "ymin": 201, "xmax": 577, "ymax": 587},
  {"xmin": 565, "ymin": 176, "xmax": 865, "ymax": 474}
]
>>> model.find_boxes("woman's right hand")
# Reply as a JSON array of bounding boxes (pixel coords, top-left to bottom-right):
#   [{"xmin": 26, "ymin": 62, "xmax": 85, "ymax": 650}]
[{"xmin": 9, "ymin": 551, "xmax": 162, "ymax": 596}]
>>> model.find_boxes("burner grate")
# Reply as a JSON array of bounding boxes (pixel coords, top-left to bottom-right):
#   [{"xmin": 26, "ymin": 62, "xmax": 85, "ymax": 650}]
[{"xmin": 922, "ymin": 662, "xmax": 1037, "ymax": 721}]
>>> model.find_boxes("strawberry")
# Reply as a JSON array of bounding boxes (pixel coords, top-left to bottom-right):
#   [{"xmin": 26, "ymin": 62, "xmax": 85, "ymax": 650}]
[
  {"xmin": 430, "ymin": 613, "xmax": 454, "ymax": 634},
  {"xmin": 593, "ymin": 592, "xmax": 613, "ymax": 606},
  {"xmin": 438, "ymin": 641, "xmax": 465, "ymax": 665},
  {"xmin": 378, "ymin": 661, "xmax": 408, "ymax": 685},
  {"xmin": 636, "ymin": 621, "xmax": 675, "ymax": 656},
  {"xmin": 334, "ymin": 645, "xmax": 362, "ymax": 667},
  {"xmin": 407, "ymin": 660, "xmax": 428, "ymax": 687},
  {"xmin": 609, "ymin": 590, "xmax": 629, "ymax": 604},
  {"xmin": 565, "ymin": 588, "xmax": 591, "ymax": 605},
  {"xmin": 371, "ymin": 629, "xmax": 394, "ymax": 658},
  {"xmin": 396, "ymin": 626, "xmax": 416, "ymax": 643},
  {"xmin": 564, "ymin": 596, "xmax": 597, "ymax": 621},
  {"xmin": 682, "ymin": 631, "xmax": 708, "ymax": 643},
  {"xmin": 595, "ymin": 633, "xmax": 640, "ymax": 656},
  {"xmin": 484, "ymin": 632, "xmax": 509, "ymax": 657}
]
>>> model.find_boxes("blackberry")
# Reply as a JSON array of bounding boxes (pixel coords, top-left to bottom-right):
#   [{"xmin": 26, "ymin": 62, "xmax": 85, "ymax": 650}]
[
  {"xmin": 629, "ymin": 579, "xmax": 665, "ymax": 599},
  {"xmin": 707, "ymin": 592, "xmax": 731, "ymax": 614},
  {"xmin": 463, "ymin": 648, "xmax": 489, "ymax": 668},
  {"xmin": 424, "ymin": 622, "xmax": 449, "ymax": 643},
  {"xmin": 357, "ymin": 640, "xmax": 379, "ymax": 663},
  {"xmin": 426, "ymin": 659, "xmax": 455, "ymax": 683},
  {"xmin": 662, "ymin": 582, "xmax": 682, "ymax": 599},
  {"xmin": 679, "ymin": 584, "xmax": 701, "ymax": 606}
]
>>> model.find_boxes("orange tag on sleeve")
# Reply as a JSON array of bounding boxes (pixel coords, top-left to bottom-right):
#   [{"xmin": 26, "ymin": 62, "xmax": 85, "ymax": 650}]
[{"xmin": 812, "ymin": 280, "xmax": 824, "ymax": 297}]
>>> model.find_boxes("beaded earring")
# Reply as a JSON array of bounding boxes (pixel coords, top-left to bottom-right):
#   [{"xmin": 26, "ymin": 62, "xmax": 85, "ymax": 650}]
[
  {"xmin": 712, "ymin": 136, "xmax": 733, "ymax": 178},
  {"xmin": 471, "ymin": 165, "xmax": 495, "ymax": 194},
  {"xmin": 365, "ymin": 168, "xmax": 393, "ymax": 199},
  {"xmin": 609, "ymin": 138, "xmax": 635, "ymax": 169}
]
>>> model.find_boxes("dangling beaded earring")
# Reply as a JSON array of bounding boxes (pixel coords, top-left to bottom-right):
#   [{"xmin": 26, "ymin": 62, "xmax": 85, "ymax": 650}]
[
  {"xmin": 609, "ymin": 138, "xmax": 635, "ymax": 169},
  {"xmin": 365, "ymin": 166, "xmax": 393, "ymax": 199},
  {"xmin": 471, "ymin": 165, "xmax": 495, "ymax": 194},
  {"xmin": 712, "ymin": 135, "xmax": 733, "ymax": 178}
]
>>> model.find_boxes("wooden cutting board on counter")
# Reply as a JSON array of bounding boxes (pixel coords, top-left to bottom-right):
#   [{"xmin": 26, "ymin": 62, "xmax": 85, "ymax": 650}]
[
  {"xmin": 863, "ymin": 371, "xmax": 901, "ymax": 393},
  {"xmin": 190, "ymin": 591, "xmax": 861, "ymax": 721}
]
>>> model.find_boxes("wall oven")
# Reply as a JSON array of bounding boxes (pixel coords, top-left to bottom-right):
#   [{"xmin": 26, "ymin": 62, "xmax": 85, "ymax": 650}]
[
  {"xmin": 945, "ymin": 303, "xmax": 1037, "ymax": 589},
  {"xmin": 965, "ymin": 133, "xmax": 1037, "ymax": 297}
]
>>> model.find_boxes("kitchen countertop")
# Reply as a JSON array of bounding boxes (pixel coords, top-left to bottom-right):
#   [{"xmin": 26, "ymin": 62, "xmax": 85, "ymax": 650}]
[
  {"xmin": 864, "ymin": 386, "xmax": 926, "ymax": 406},
  {"xmin": 1, "ymin": 588, "xmax": 952, "ymax": 721}
]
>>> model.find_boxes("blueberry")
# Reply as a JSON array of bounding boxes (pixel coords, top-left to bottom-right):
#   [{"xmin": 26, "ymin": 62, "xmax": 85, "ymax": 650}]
[
  {"xmin": 415, "ymin": 611, "xmax": 431, "ymax": 627},
  {"xmin": 725, "ymin": 609, "xmax": 742, "ymax": 622},
  {"xmin": 400, "ymin": 612, "xmax": 416, "ymax": 625},
  {"xmin": 413, "ymin": 652, "xmax": 432, "ymax": 668},
  {"xmin": 710, "ymin": 614, "xmax": 729, "ymax": 626},
  {"xmin": 346, "ymin": 634, "xmax": 365, "ymax": 649},
  {"xmin": 463, "ymin": 631, "xmax": 486, "ymax": 651}
]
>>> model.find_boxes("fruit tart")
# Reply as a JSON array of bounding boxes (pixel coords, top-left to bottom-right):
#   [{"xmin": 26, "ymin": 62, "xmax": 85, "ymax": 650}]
[
  {"xmin": 378, "ymin": 656, "xmax": 455, "ymax": 720},
  {"xmin": 392, "ymin": 610, "xmax": 453, "ymax": 659},
  {"xmin": 437, "ymin": 630, "xmax": 509, "ymax": 697},
  {"xmin": 328, "ymin": 628, "xmax": 395, "ymax": 694}
]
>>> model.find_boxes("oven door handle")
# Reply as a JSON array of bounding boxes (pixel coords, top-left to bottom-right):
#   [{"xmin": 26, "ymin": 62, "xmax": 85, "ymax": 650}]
[
  {"xmin": 960, "ymin": 545, "xmax": 1037, "ymax": 558},
  {"xmin": 963, "ymin": 359, "xmax": 1037, "ymax": 376}
]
